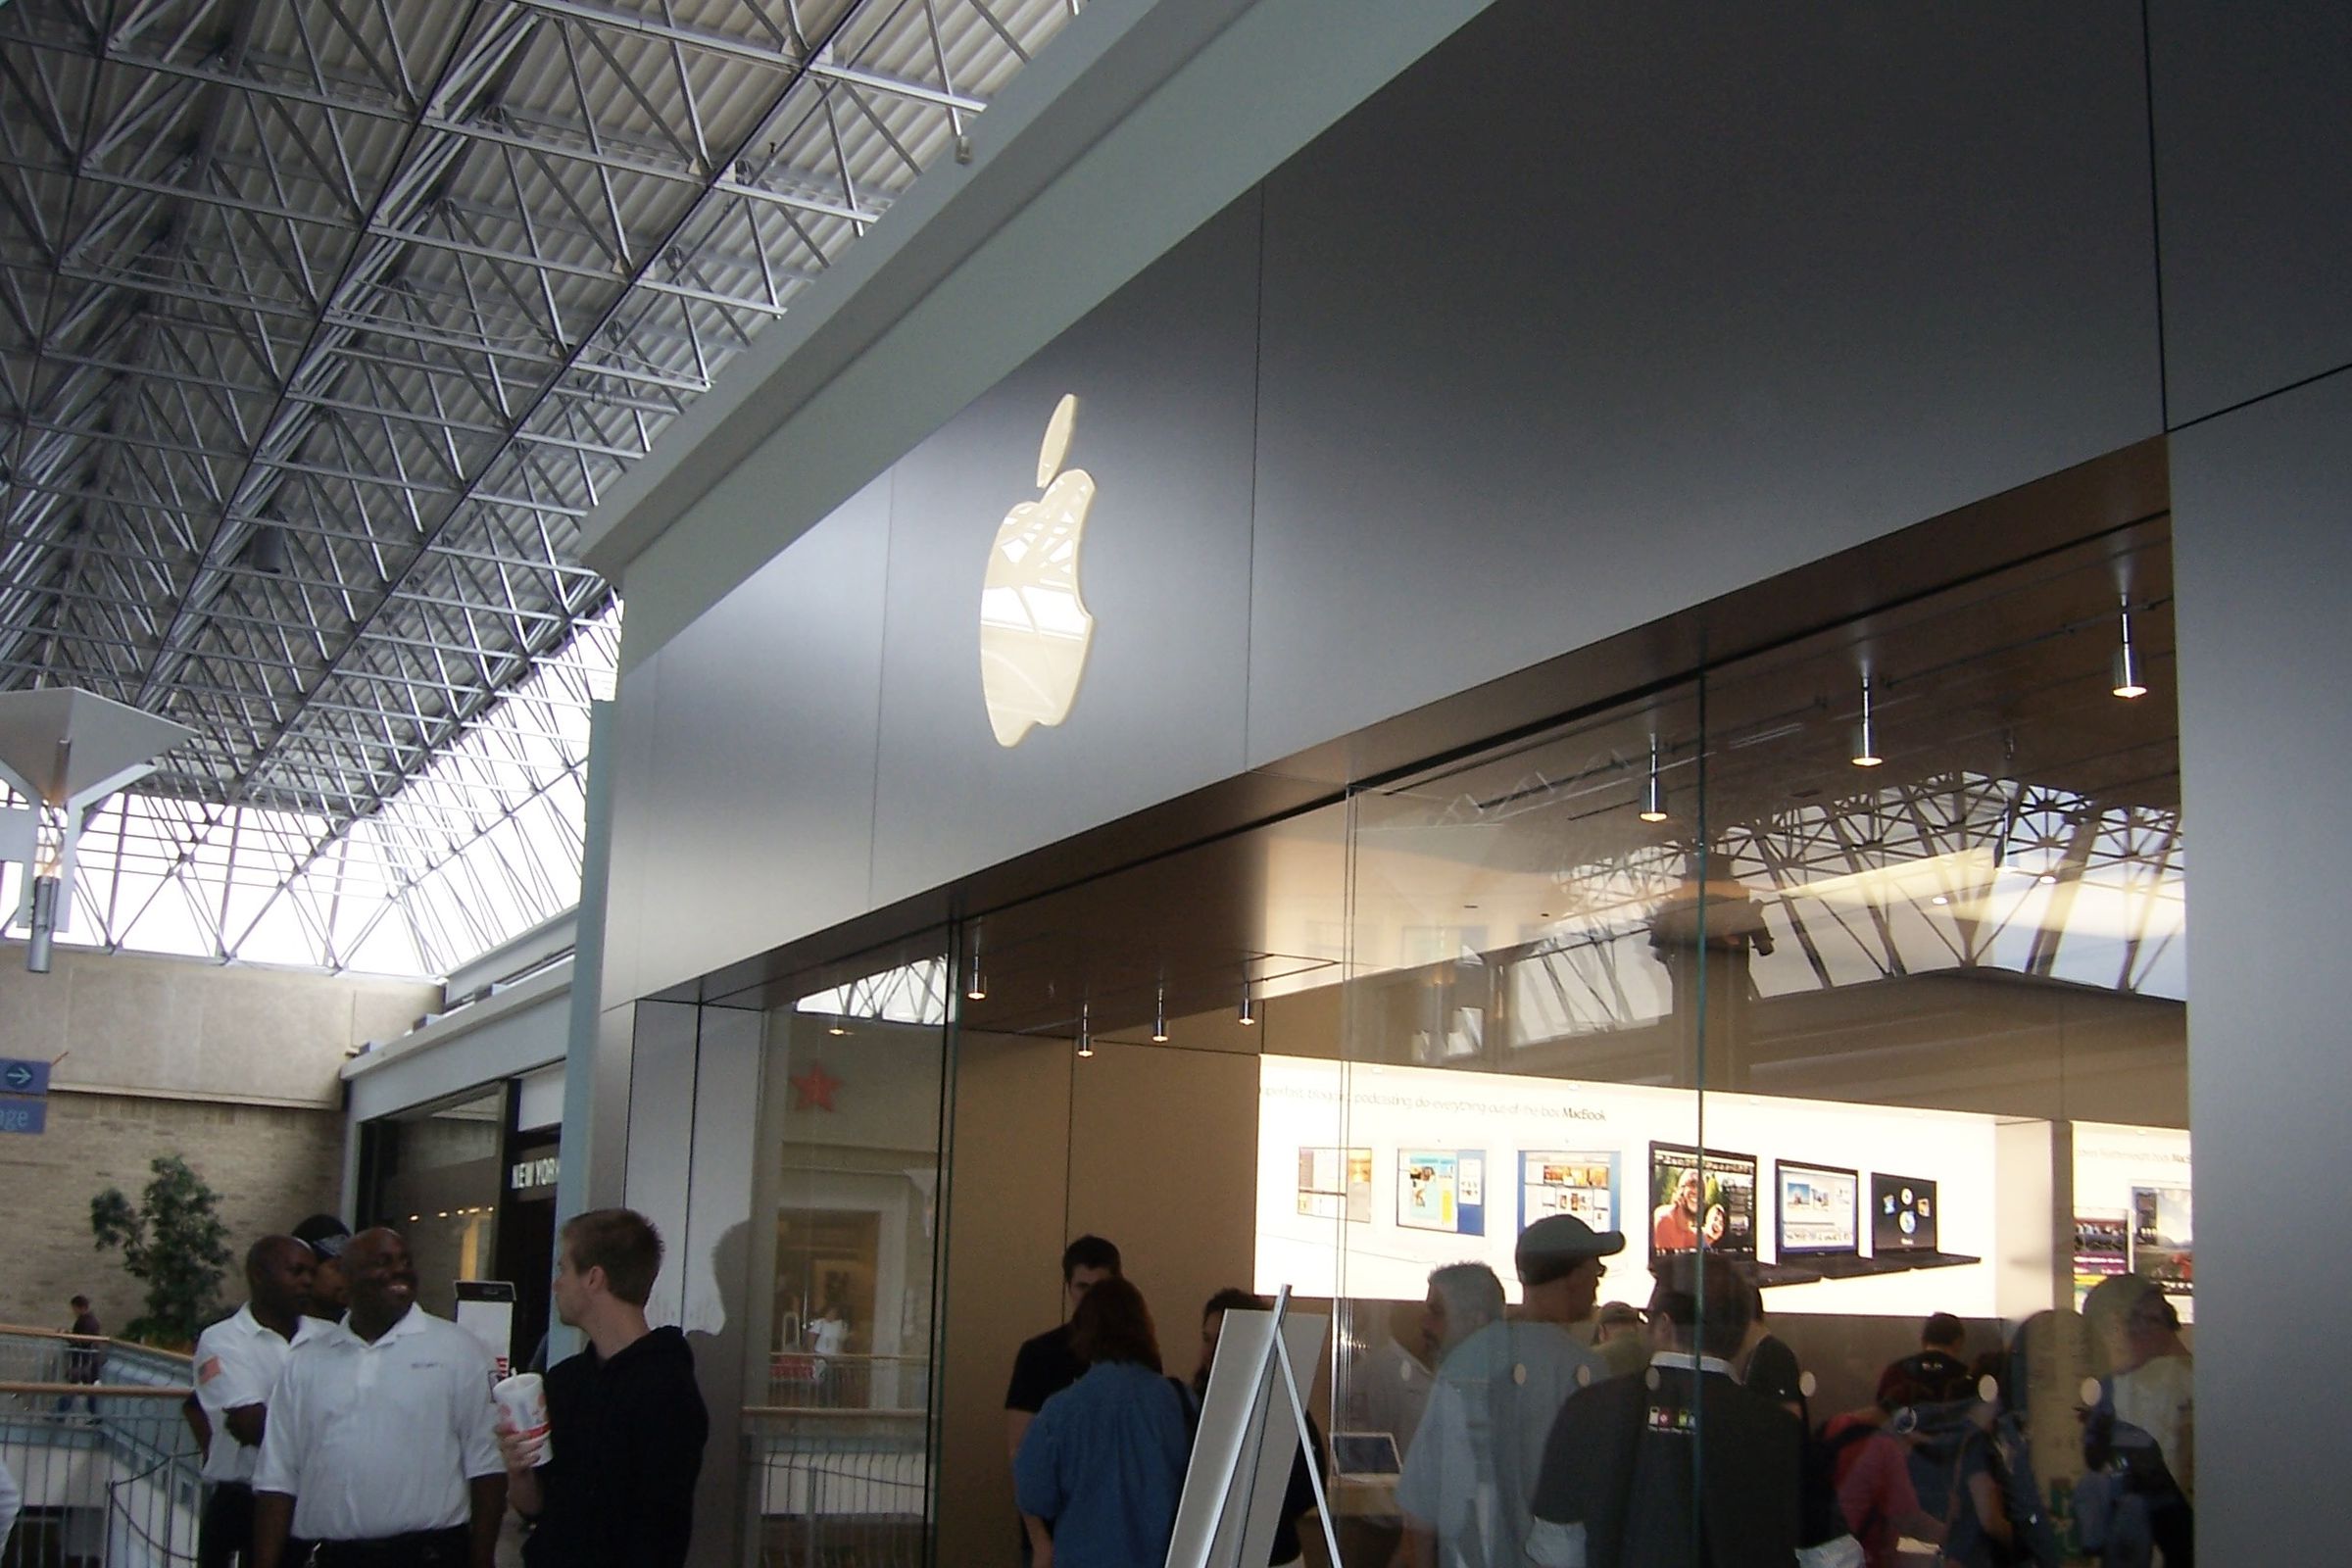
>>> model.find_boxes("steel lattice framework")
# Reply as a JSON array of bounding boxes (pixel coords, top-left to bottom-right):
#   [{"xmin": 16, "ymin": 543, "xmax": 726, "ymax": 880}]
[
  {"xmin": 0, "ymin": 0, "xmax": 1080, "ymax": 973},
  {"xmin": 1477, "ymin": 771, "xmax": 2187, "ymax": 1049}
]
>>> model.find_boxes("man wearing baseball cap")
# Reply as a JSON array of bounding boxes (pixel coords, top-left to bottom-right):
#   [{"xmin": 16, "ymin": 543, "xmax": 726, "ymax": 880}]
[
  {"xmin": 1396, "ymin": 1215, "xmax": 1622, "ymax": 1568},
  {"xmin": 291, "ymin": 1215, "xmax": 352, "ymax": 1322}
]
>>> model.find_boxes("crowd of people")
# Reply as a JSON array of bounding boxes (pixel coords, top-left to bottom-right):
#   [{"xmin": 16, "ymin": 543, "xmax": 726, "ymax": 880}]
[
  {"xmin": 10, "ymin": 1214, "xmax": 2192, "ymax": 1568},
  {"xmin": 34, "ymin": 1207, "xmax": 711, "ymax": 1568},
  {"xmin": 1001, "ymin": 1228, "xmax": 2194, "ymax": 1568}
]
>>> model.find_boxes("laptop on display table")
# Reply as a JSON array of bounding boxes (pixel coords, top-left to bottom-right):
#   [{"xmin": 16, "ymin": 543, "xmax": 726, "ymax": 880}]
[{"xmin": 1331, "ymin": 1431, "xmax": 1402, "ymax": 1486}]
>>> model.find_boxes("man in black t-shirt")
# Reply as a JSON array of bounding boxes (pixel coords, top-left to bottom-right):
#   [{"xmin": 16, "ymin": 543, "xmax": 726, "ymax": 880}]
[
  {"xmin": 1004, "ymin": 1236, "xmax": 1121, "ymax": 1557},
  {"xmin": 1527, "ymin": 1257, "xmax": 1860, "ymax": 1568},
  {"xmin": 499, "ymin": 1209, "xmax": 709, "ymax": 1568}
]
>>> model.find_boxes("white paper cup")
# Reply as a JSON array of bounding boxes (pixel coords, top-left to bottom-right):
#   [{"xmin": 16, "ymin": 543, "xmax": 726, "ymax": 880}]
[{"xmin": 493, "ymin": 1372, "xmax": 552, "ymax": 1467}]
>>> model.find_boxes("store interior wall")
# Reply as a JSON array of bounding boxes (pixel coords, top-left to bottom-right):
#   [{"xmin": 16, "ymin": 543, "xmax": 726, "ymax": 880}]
[{"xmin": 938, "ymin": 1031, "xmax": 1261, "ymax": 1568}]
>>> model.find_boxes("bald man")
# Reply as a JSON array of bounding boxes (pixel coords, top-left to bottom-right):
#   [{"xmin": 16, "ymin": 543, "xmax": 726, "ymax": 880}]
[
  {"xmin": 193, "ymin": 1236, "xmax": 318, "ymax": 1567},
  {"xmin": 253, "ymin": 1228, "xmax": 504, "ymax": 1568}
]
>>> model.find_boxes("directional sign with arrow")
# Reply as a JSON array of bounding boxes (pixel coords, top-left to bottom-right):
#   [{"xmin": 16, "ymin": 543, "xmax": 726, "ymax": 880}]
[{"xmin": 0, "ymin": 1057, "xmax": 51, "ymax": 1097}]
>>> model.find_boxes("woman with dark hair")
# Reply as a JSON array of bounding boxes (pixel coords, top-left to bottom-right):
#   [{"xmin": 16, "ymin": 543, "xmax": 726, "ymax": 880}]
[{"xmin": 1015, "ymin": 1276, "xmax": 1194, "ymax": 1567}]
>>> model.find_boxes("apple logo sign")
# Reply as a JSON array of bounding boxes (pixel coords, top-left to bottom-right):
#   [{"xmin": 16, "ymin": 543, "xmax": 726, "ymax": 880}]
[{"xmin": 980, "ymin": 394, "xmax": 1097, "ymax": 747}]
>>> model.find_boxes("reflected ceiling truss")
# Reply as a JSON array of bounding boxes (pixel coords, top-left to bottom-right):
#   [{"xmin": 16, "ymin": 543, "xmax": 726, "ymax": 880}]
[
  {"xmin": 0, "ymin": 0, "xmax": 1080, "ymax": 972},
  {"xmin": 1434, "ymin": 770, "xmax": 2187, "ymax": 1045}
]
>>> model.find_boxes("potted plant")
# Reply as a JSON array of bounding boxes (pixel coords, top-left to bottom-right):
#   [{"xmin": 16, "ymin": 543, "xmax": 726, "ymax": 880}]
[{"xmin": 90, "ymin": 1153, "xmax": 232, "ymax": 1349}]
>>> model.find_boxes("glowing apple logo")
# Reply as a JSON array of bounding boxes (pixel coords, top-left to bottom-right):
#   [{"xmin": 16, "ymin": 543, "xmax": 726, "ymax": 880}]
[{"xmin": 980, "ymin": 394, "xmax": 1097, "ymax": 747}]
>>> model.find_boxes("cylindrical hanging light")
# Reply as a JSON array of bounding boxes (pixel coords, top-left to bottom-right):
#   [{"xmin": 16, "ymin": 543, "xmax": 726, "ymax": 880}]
[
  {"xmin": 1152, "ymin": 982, "xmax": 1168, "ymax": 1044},
  {"xmin": 2112, "ymin": 600, "xmax": 2148, "ymax": 699},
  {"xmin": 1076, "ymin": 1000, "xmax": 1094, "ymax": 1058},
  {"xmin": 1850, "ymin": 674, "xmax": 1885, "ymax": 767},
  {"xmin": 1239, "ymin": 971, "xmax": 1256, "ymax": 1027},
  {"xmin": 1639, "ymin": 735, "xmax": 1669, "ymax": 822},
  {"xmin": 25, "ymin": 873, "xmax": 58, "ymax": 974},
  {"xmin": 964, "ymin": 926, "xmax": 987, "ymax": 1001}
]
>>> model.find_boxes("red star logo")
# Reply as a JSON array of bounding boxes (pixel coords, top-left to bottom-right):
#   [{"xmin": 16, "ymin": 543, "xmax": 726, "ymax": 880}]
[{"xmin": 789, "ymin": 1061, "xmax": 842, "ymax": 1112}]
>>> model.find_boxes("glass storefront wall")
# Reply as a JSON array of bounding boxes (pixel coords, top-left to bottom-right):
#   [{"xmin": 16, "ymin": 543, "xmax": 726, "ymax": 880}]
[
  {"xmin": 725, "ymin": 522, "xmax": 2184, "ymax": 1567},
  {"xmin": 738, "ymin": 936, "xmax": 955, "ymax": 1568},
  {"xmin": 1307, "ymin": 523, "xmax": 2183, "ymax": 1565}
]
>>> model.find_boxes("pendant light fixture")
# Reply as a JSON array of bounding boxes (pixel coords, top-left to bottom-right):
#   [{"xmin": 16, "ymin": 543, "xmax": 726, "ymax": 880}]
[
  {"xmin": 1076, "ymin": 999, "xmax": 1094, "ymax": 1058},
  {"xmin": 1850, "ymin": 673, "xmax": 1885, "ymax": 768},
  {"xmin": 1639, "ymin": 735, "xmax": 1669, "ymax": 823},
  {"xmin": 1152, "ymin": 982, "xmax": 1169, "ymax": 1044},
  {"xmin": 2112, "ymin": 599, "xmax": 2148, "ymax": 699},
  {"xmin": 1239, "ymin": 969, "xmax": 1257, "ymax": 1027},
  {"xmin": 964, "ymin": 926, "xmax": 987, "ymax": 1001}
]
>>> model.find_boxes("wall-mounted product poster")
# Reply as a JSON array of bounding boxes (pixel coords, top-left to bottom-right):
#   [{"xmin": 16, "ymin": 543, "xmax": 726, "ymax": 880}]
[
  {"xmin": 2072, "ymin": 1121, "xmax": 2193, "ymax": 1322},
  {"xmin": 1648, "ymin": 1144, "xmax": 1757, "ymax": 1261},
  {"xmin": 1397, "ymin": 1150, "xmax": 1485, "ymax": 1236},
  {"xmin": 2073, "ymin": 1213, "xmax": 2130, "ymax": 1298},
  {"xmin": 1520, "ymin": 1152, "xmax": 1619, "ymax": 1236},
  {"xmin": 2131, "ymin": 1186, "xmax": 2192, "ymax": 1296},
  {"xmin": 1297, "ymin": 1148, "xmax": 1374, "ymax": 1223},
  {"xmin": 1253, "ymin": 1056, "xmax": 2188, "ymax": 1320}
]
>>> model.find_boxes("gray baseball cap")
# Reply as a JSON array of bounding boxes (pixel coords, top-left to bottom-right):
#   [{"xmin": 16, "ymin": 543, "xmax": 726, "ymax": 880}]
[{"xmin": 1516, "ymin": 1214, "xmax": 1626, "ymax": 1284}]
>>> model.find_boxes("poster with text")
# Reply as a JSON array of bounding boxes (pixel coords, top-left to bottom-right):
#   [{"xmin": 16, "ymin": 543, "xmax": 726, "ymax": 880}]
[
  {"xmin": 1297, "ymin": 1147, "xmax": 1375, "ymax": 1223},
  {"xmin": 1396, "ymin": 1150, "xmax": 1486, "ymax": 1236},
  {"xmin": 1520, "ymin": 1151, "xmax": 1620, "ymax": 1236}
]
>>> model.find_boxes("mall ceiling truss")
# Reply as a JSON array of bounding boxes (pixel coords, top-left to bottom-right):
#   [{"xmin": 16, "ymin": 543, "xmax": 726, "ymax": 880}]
[{"xmin": 0, "ymin": 0, "xmax": 1080, "ymax": 972}]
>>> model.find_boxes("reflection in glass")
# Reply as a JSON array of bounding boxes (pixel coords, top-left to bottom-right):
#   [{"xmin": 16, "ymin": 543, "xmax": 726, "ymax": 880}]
[
  {"xmin": 1306, "ymin": 529, "xmax": 2184, "ymax": 1566},
  {"xmin": 744, "ymin": 941, "xmax": 953, "ymax": 1567}
]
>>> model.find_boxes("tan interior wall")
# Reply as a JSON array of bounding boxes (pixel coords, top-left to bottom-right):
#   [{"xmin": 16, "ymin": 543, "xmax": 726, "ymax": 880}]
[
  {"xmin": 937, "ymin": 1034, "xmax": 1261, "ymax": 1568},
  {"xmin": 1068, "ymin": 1042, "xmax": 1261, "ymax": 1389},
  {"xmin": 938, "ymin": 1031, "xmax": 1075, "ymax": 1568}
]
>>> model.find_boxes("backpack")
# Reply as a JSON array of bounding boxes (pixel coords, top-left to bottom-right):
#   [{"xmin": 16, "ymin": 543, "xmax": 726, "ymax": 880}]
[{"xmin": 1938, "ymin": 1414, "xmax": 2062, "ymax": 1568}]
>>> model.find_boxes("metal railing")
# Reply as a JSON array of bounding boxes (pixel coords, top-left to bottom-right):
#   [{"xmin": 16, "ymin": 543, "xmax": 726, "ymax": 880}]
[
  {"xmin": 2, "ymin": 1325, "xmax": 202, "ymax": 1567},
  {"xmin": 763, "ymin": 1352, "xmax": 930, "ymax": 1414},
  {"xmin": 744, "ymin": 1404, "xmax": 930, "ymax": 1568}
]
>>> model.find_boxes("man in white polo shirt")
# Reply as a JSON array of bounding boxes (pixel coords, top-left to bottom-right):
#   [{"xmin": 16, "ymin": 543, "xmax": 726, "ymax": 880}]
[
  {"xmin": 194, "ymin": 1235, "xmax": 318, "ymax": 1567},
  {"xmin": 253, "ymin": 1228, "xmax": 506, "ymax": 1568}
]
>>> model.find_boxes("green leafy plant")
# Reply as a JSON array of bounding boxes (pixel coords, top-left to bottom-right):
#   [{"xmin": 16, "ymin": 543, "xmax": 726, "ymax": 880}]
[{"xmin": 89, "ymin": 1153, "xmax": 232, "ymax": 1347}]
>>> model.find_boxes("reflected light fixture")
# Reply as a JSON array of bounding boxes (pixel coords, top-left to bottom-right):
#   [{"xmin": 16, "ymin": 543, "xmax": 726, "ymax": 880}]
[
  {"xmin": 1152, "ymin": 983, "xmax": 1169, "ymax": 1044},
  {"xmin": 1850, "ymin": 674, "xmax": 1885, "ymax": 767},
  {"xmin": 1076, "ymin": 1000, "xmax": 1094, "ymax": 1059},
  {"xmin": 2112, "ymin": 599, "xmax": 2148, "ymax": 699},
  {"xmin": 828, "ymin": 1014, "xmax": 849, "ymax": 1037},
  {"xmin": 1639, "ymin": 735, "xmax": 1669, "ymax": 823},
  {"xmin": 1239, "ymin": 971, "xmax": 1257, "ymax": 1027},
  {"xmin": 964, "ymin": 928, "xmax": 987, "ymax": 1001}
]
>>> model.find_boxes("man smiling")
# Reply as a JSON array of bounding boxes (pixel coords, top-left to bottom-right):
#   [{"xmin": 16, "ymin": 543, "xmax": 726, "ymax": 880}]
[{"xmin": 252, "ymin": 1228, "xmax": 506, "ymax": 1568}]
